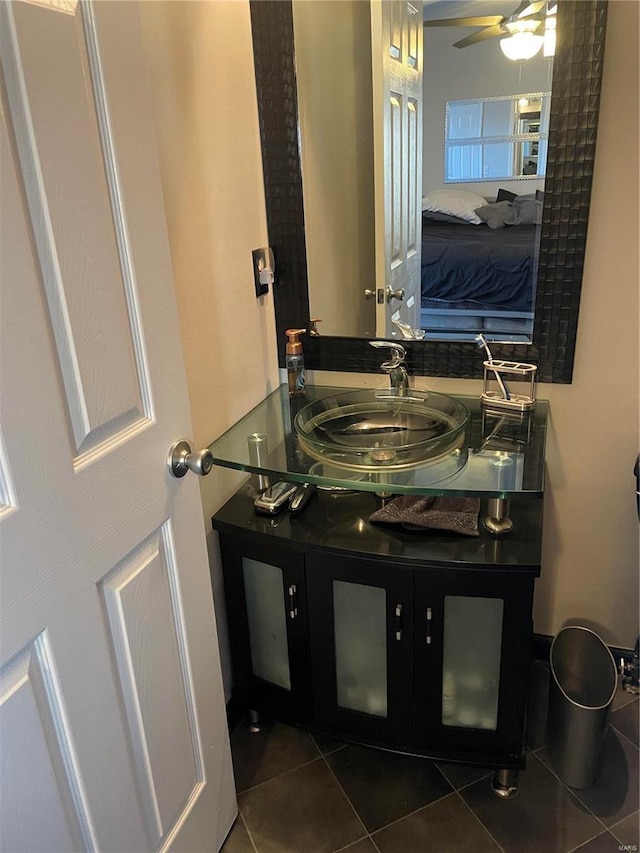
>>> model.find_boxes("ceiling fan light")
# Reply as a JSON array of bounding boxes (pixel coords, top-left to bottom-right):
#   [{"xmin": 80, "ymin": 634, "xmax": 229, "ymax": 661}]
[
  {"xmin": 544, "ymin": 15, "xmax": 557, "ymax": 57},
  {"xmin": 504, "ymin": 18, "xmax": 542, "ymax": 35},
  {"xmin": 500, "ymin": 32, "xmax": 545, "ymax": 61}
]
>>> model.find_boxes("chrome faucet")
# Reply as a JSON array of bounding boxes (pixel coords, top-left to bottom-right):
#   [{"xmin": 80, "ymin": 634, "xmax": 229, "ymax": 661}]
[{"xmin": 369, "ymin": 341, "xmax": 409, "ymax": 393}]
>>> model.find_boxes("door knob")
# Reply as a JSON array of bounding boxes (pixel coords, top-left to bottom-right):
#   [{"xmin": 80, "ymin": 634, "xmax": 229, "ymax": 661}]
[
  {"xmin": 168, "ymin": 440, "xmax": 214, "ymax": 478},
  {"xmin": 364, "ymin": 289, "xmax": 376, "ymax": 300},
  {"xmin": 386, "ymin": 287, "xmax": 405, "ymax": 303}
]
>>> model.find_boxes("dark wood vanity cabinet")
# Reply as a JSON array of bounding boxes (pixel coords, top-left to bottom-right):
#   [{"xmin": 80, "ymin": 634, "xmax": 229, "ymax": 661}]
[
  {"xmin": 214, "ymin": 486, "xmax": 542, "ymax": 772},
  {"xmin": 218, "ymin": 534, "xmax": 313, "ymax": 722}
]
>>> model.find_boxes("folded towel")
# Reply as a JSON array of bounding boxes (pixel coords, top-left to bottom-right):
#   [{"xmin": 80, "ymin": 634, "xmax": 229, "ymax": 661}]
[{"xmin": 369, "ymin": 495, "xmax": 481, "ymax": 537}]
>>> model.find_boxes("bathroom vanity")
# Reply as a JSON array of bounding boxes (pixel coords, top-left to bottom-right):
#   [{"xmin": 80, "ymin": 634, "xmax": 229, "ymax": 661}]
[{"xmin": 210, "ymin": 385, "xmax": 548, "ymax": 795}]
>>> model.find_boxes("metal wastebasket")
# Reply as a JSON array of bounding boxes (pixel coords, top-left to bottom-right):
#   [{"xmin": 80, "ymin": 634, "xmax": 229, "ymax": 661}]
[{"xmin": 545, "ymin": 626, "xmax": 617, "ymax": 788}]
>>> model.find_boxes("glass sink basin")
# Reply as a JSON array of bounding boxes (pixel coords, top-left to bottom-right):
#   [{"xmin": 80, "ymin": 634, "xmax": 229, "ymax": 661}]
[{"xmin": 294, "ymin": 389, "xmax": 470, "ymax": 473}]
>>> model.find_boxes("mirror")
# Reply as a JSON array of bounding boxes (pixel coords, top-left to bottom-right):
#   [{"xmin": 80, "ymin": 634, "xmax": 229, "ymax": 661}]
[
  {"xmin": 249, "ymin": 0, "xmax": 608, "ymax": 383},
  {"xmin": 444, "ymin": 93, "xmax": 551, "ymax": 182}
]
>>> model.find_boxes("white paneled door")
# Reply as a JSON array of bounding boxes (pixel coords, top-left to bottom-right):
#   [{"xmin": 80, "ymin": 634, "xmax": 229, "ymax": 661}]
[
  {"xmin": 0, "ymin": 2, "xmax": 236, "ymax": 851},
  {"xmin": 371, "ymin": 0, "xmax": 423, "ymax": 339}
]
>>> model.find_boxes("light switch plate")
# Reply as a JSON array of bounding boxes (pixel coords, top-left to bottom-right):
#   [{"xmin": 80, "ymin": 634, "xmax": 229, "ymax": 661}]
[{"xmin": 252, "ymin": 247, "xmax": 274, "ymax": 297}]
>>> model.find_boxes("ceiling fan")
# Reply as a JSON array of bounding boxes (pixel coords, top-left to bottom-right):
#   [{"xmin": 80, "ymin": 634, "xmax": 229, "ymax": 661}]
[{"xmin": 423, "ymin": 1, "xmax": 554, "ymax": 50}]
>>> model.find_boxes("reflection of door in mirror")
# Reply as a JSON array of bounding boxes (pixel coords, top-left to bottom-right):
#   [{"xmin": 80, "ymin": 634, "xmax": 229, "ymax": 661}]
[{"xmin": 371, "ymin": 0, "xmax": 423, "ymax": 339}]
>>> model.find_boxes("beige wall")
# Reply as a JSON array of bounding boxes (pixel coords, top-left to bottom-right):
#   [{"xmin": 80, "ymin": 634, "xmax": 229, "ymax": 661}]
[
  {"xmin": 142, "ymin": 0, "xmax": 638, "ymax": 654},
  {"xmin": 140, "ymin": 0, "xmax": 280, "ymax": 696},
  {"xmin": 139, "ymin": 0, "xmax": 280, "ymax": 527}
]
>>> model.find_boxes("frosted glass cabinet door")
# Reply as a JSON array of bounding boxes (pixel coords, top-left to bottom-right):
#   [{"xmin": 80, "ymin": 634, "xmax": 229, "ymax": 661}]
[
  {"xmin": 242, "ymin": 558, "xmax": 291, "ymax": 690},
  {"xmin": 442, "ymin": 596, "xmax": 503, "ymax": 731},
  {"xmin": 415, "ymin": 568, "xmax": 535, "ymax": 755},
  {"xmin": 306, "ymin": 552, "xmax": 414, "ymax": 744},
  {"xmin": 334, "ymin": 580, "xmax": 387, "ymax": 717}
]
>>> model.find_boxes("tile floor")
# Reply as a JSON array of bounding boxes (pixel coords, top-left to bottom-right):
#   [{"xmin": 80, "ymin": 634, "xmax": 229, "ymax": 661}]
[{"xmin": 222, "ymin": 663, "xmax": 639, "ymax": 853}]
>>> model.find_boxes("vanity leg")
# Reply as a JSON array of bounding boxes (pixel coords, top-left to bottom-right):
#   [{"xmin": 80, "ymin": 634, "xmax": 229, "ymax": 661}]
[
  {"xmin": 248, "ymin": 709, "xmax": 261, "ymax": 733},
  {"xmin": 484, "ymin": 498, "xmax": 513, "ymax": 535},
  {"xmin": 491, "ymin": 768, "xmax": 519, "ymax": 798}
]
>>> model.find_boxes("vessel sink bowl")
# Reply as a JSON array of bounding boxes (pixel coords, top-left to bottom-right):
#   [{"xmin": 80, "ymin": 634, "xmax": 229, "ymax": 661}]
[{"xmin": 294, "ymin": 389, "xmax": 469, "ymax": 473}]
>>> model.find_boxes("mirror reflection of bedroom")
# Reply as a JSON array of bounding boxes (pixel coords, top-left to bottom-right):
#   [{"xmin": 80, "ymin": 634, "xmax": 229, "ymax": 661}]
[
  {"xmin": 294, "ymin": 0, "xmax": 557, "ymax": 344},
  {"xmin": 422, "ymin": 0, "xmax": 555, "ymax": 343}
]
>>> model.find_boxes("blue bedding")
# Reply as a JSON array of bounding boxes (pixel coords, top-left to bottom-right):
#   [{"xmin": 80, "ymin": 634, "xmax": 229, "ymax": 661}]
[{"xmin": 421, "ymin": 219, "xmax": 538, "ymax": 312}]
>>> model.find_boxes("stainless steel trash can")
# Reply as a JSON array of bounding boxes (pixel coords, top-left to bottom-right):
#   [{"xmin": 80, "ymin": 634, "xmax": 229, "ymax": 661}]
[{"xmin": 546, "ymin": 626, "xmax": 617, "ymax": 788}]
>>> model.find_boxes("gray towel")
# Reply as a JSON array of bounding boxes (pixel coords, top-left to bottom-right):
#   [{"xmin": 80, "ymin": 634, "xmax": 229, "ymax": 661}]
[{"xmin": 369, "ymin": 495, "xmax": 480, "ymax": 537}]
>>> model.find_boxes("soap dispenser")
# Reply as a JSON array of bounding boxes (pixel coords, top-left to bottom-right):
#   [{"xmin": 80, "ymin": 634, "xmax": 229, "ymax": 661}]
[{"xmin": 285, "ymin": 329, "xmax": 306, "ymax": 397}]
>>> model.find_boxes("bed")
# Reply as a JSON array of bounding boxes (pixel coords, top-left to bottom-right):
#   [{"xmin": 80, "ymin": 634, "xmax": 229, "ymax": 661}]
[{"xmin": 419, "ymin": 189, "xmax": 540, "ymax": 339}]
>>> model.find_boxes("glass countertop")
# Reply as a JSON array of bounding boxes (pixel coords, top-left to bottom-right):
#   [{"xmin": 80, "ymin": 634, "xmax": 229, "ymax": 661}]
[{"xmin": 208, "ymin": 384, "xmax": 548, "ymax": 498}]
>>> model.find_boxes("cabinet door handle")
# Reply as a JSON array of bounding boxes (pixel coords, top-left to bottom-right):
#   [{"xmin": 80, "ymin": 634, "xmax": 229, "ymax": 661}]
[
  {"xmin": 288, "ymin": 584, "xmax": 298, "ymax": 619},
  {"xmin": 426, "ymin": 607, "xmax": 432, "ymax": 645},
  {"xmin": 395, "ymin": 603, "xmax": 403, "ymax": 641}
]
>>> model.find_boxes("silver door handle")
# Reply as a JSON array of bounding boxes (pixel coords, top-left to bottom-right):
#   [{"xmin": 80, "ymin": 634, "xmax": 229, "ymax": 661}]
[
  {"xmin": 395, "ymin": 603, "xmax": 403, "ymax": 641},
  {"xmin": 386, "ymin": 287, "xmax": 405, "ymax": 303},
  {"xmin": 288, "ymin": 584, "xmax": 298, "ymax": 619},
  {"xmin": 168, "ymin": 440, "xmax": 214, "ymax": 477},
  {"xmin": 365, "ymin": 288, "xmax": 385, "ymax": 304}
]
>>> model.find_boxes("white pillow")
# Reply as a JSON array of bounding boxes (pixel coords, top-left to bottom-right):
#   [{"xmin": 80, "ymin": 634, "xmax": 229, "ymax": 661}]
[{"xmin": 422, "ymin": 189, "xmax": 487, "ymax": 225}]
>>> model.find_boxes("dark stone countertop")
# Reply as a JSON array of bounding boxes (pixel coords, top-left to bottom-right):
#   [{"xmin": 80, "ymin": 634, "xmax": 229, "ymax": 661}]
[{"xmin": 212, "ymin": 484, "xmax": 543, "ymax": 574}]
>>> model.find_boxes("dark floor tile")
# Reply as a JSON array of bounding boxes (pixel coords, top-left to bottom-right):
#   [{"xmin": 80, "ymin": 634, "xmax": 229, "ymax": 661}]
[
  {"xmin": 373, "ymin": 792, "xmax": 501, "ymax": 853},
  {"xmin": 613, "ymin": 686, "xmax": 638, "ymax": 712},
  {"xmin": 460, "ymin": 752, "xmax": 601, "ymax": 853},
  {"xmin": 327, "ymin": 744, "xmax": 452, "ymax": 833},
  {"xmin": 611, "ymin": 699, "xmax": 639, "ymax": 747},
  {"xmin": 570, "ymin": 831, "xmax": 624, "ymax": 852},
  {"xmin": 312, "ymin": 731, "xmax": 347, "ymax": 755},
  {"xmin": 610, "ymin": 811, "xmax": 639, "ymax": 847},
  {"xmin": 230, "ymin": 721, "xmax": 320, "ymax": 793},
  {"xmin": 541, "ymin": 729, "xmax": 639, "ymax": 828},
  {"xmin": 435, "ymin": 761, "xmax": 492, "ymax": 790},
  {"xmin": 337, "ymin": 839, "xmax": 377, "ymax": 853},
  {"xmin": 221, "ymin": 816, "xmax": 255, "ymax": 853},
  {"xmin": 526, "ymin": 659, "xmax": 550, "ymax": 751},
  {"xmin": 239, "ymin": 758, "xmax": 365, "ymax": 853}
]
